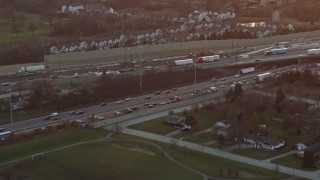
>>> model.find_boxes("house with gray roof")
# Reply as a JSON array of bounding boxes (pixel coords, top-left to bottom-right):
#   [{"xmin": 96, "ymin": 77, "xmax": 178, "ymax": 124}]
[{"xmin": 243, "ymin": 133, "xmax": 285, "ymax": 151}]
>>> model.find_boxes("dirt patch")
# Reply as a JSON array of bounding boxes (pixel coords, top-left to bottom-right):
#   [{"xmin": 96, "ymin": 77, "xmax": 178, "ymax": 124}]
[{"xmin": 113, "ymin": 142, "xmax": 156, "ymax": 156}]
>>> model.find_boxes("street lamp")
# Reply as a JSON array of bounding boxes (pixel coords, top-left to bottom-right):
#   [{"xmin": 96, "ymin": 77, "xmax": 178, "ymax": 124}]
[{"xmin": 139, "ymin": 46, "xmax": 143, "ymax": 91}]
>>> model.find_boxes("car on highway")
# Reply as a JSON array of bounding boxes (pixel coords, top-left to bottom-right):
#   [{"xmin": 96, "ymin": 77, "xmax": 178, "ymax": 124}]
[
  {"xmin": 125, "ymin": 97, "xmax": 132, "ymax": 101},
  {"xmin": 164, "ymin": 90, "xmax": 170, "ymax": 94},
  {"xmin": 221, "ymin": 78, "xmax": 227, "ymax": 81},
  {"xmin": 68, "ymin": 111, "xmax": 77, "ymax": 115},
  {"xmin": 154, "ymin": 91, "xmax": 161, "ymax": 95},
  {"xmin": 94, "ymin": 115, "xmax": 105, "ymax": 120},
  {"xmin": 159, "ymin": 102, "xmax": 168, "ymax": 106},
  {"xmin": 116, "ymin": 100, "xmax": 124, "ymax": 104},
  {"xmin": 148, "ymin": 104, "xmax": 155, "ymax": 108},
  {"xmin": 52, "ymin": 117, "xmax": 59, "ymax": 120},
  {"xmin": 50, "ymin": 112, "xmax": 59, "ymax": 117},
  {"xmin": 76, "ymin": 110, "xmax": 85, "ymax": 115},
  {"xmin": 171, "ymin": 88, "xmax": 177, "ymax": 91},
  {"xmin": 145, "ymin": 96, "xmax": 151, "ymax": 100},
  {"xmin": 114, "ymin": 111, "xmax": 122, "ymax": 116},
  {"xmin": 131, "ymin": 106, "xmax": 139, "ymax": 110},
  {"xmin": 100, "ymin": 103, "xmax": 107, "ymax": 106},
  {"xmin": 43, "ymin": 116, "xmax": 51, "ymax": 120}
]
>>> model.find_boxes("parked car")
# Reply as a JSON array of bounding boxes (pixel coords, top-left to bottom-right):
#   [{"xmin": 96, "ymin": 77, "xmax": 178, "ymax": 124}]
[
  {"xmin": 164, "ymin": 90, "xmax": 170, "ymax": 94},
  {"xmin": 125, "ymin": 97, "xmax": 132, "ymax": 101}
]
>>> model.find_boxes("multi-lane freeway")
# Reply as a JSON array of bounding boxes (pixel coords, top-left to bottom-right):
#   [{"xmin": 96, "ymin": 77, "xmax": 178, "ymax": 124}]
[{"xmin": 0, "ymin": 60, "xmax": 313, "ymax": 132}]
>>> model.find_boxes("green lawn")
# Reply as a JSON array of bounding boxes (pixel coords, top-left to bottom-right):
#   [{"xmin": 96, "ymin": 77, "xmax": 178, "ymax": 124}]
[
  {"xmin": 272, "ymin": 154, "xmax": 320, "ymax": 171},
  {"xmin": 0, "ymin": 129, "xmax": 289, "ymax": 179},
  {"xmin": 129, "ymin": 109, "xmax": 221, "ymax": 136},
  {"xmin": 128, "ymin": 116, "xmax": 178, "ymax": 135},
  {"xmin": 168, "ymin": 144, "xmax": 288, "ymax": 179},
  {"xmin": 185, "ymin": 132, "xmax": 214, "ymax": 144},
  {"xmin": 210, "ymin": 138, "xmax": 236, "ymax": 149},
  {"xmin": 0, "ymin": 142, "xmax": 202, "ymax": 180},
  {"xmin": 0, "ymin": 128, "xmax": 108, "ymax": 164}
]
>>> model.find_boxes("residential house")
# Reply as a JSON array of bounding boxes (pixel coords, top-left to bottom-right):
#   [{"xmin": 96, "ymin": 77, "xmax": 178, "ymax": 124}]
[
  {"xmin": 296, "ymin": 140, "xmax": 317, "ymax": 158},
  {"xmin": 243, "ymin": 133, "xmax": 285, "ymax": 151},
  {"xmin": 212, "ymin": 120, "xmax": 232, "ymax": 138},
  {"xmin": 295, "ymin": 140, "xmax": 317, "ymax": 151}
]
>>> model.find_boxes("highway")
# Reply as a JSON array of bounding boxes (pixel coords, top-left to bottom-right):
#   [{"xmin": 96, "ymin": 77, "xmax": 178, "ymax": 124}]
[
  {"xmin": 1, "ymin": 39, "xmax": 319, "ymax": 96},
  {"xmin": 0, "ymin": 61, "xmax": 311, "ymax": 132}
]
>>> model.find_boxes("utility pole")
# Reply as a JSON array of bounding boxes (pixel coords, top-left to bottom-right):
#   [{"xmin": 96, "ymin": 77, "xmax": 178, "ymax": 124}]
[
  {"xmin": 139, "ymin": 46, "xmax": 143, "ymax": 91},
  {"xmin": 194, "ymin": 61, "xmax": 197, "ymax": 85}
]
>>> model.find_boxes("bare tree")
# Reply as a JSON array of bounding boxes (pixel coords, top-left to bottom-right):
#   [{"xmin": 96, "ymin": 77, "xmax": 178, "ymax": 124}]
[
  {"xmin": 112, "ymin": 123, "xmax": 122, "ymax": 136},
  {"xmin": 10, "ymin": 22, "xmax": 22, "ymax": 38},
  {"xmin": 28, "ymin": 21, "xmax": 37, "ymax": 36}
]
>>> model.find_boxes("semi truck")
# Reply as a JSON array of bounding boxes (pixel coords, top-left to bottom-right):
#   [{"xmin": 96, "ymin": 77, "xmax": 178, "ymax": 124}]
[
  {"xmin": 240, "ymin": 67, "xmax": 255, "ymax": 74},
  {"xmin": 196, "ymin": 55, "xmax": 220, "ymax": 63},
  {"xmin": 264, "ymin": 48, "xmax": 288, "ymax": 56},
  {"xmin": 174, "ymin": 59, "xmax": 193, "ymax": 66},
  {"xmin": 257, "ymin": 72, "xmax": 272, "ymax": 82},
  {"xmin": 306, "ymin": 48, "xmax": 320, "ymax": 55},
  {"xmin": 18, "ymin": 65, "xmax": 45, "ymax": 73}
]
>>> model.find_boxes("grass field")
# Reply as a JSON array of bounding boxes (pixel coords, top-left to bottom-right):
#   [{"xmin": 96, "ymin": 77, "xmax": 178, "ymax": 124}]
[
  {"xmin": 0, "ymin": 9, "xmax": 69, "ymax": 42},
  {"xmin": 0, "ymin": 142, "xmax": 202, "ymax": 180},
  {"xmin": 272, "ymin": 154, "xmax": 320, "ymax": 171},
  {"xmin": 185, "ymin": 132, "xmax": 214, "ymax": 144},
  {"xmin": 169, "ymin": 146, "xmax": 288, "ymax": 179},
  {"xmin": 0, "ymin": 130, "xmax": 289, "ymax": 179},
  {"xmin": 0, "ymin": 128, "xmax": 108, "ymax": 164}
]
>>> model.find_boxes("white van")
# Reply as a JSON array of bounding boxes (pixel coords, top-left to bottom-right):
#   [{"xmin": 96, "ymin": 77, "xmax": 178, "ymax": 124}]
[{"xmin": 50, "ymin": 112, "xmax": 59, "ymax": 117}]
